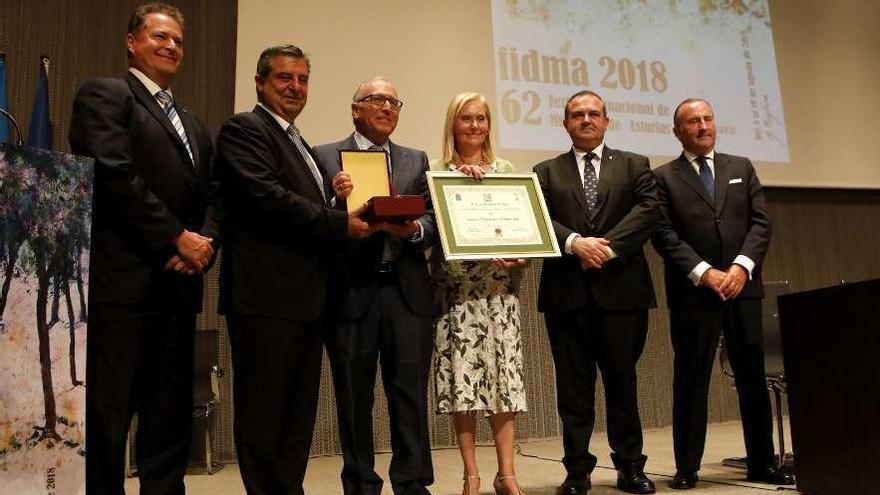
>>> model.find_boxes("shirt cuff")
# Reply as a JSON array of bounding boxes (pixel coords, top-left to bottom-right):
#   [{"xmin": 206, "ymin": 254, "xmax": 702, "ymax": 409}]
[
  {"xmin": 689, "ymin": 261, "xmax": 712, "ymax": 286},
  {"xmin": 733, "ymin": 255, "xmax": 755, "ymax": 280},
  {"xmin": 408, "ymin": 220, "xmax": 424, "ymax": 243},
  {"xmin": 564, "ymin": 233, "xmax": 580, "ymax": 254},
  {"xmin": 605, "ymin": 246, "xmax": 618, "ymax": 260}
]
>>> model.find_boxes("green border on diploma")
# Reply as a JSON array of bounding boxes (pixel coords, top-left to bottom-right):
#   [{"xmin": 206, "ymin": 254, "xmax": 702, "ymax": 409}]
[{"xmin": 427, "ymin": 171, "xmax": 562, "ymax": 260}]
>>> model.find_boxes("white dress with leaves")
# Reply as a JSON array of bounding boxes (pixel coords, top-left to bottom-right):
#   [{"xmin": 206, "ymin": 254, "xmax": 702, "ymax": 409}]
[{"xmin": 430, "ymin": 158, "xmax": 527, "ymax": 415}]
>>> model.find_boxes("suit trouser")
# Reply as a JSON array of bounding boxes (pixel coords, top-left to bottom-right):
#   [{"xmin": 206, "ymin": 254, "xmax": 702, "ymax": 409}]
[
  {"xmin": 544, "ymin": 305, "xmax": 649, "ymax": 478},
  {"xmin": 86, "ymin": 303, "xmax": 195, "ymax": 495},
  {"xmin": 670, "ymin": 298, "xmax": 775, "ymax": 474},
  {"xmin": 327, "ymin": 277, "xmax": 434, "ymax": 495},
  {"xmin": 227, "ymin": 314, "xmax": 324, "ymax": 495}
]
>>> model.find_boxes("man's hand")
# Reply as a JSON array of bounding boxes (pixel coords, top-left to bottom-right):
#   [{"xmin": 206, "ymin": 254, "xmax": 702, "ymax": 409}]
[
  {"xmin": 163, "ymin": 254, "xmax": 199, "ymax": 275},
  {"xmin": 718, "ymin": 264, "xmax": 748, "ymax": 300},
  {"xmin": 457, "ymin": 164, "xmax": 486, "ymax": 180},
  {"xmin": 173, "ymin": 230, "xmax": 213, "ymax": 273},
  {"xmin": 383, "ymin": 219, "xmax": 420, "ymax": 238},
  {"xmin": 700, "ymin": 267, "xmax": 728, "ymax": 300},
  {"xmin": 333, "ymin": 171, "xmax": 353, "ymax": 201},
  {"xmin": 491, "ymin": 258, "xmax": 526, "ymax": 269},
  {"xmin": 347, "ymin": 202, "xmax": 383, "ymax": 239},
  {"xmin": 571, "ymin": 236, "xmax": 610, "ymax": 270}
]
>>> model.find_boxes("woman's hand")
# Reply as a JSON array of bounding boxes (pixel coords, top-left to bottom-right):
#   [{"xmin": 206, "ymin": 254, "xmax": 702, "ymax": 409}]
[
  {"xmin": 490, "ymin": 258, "xmax": 526, "ymax": 268},
  {"xmin": 456, "ymin": 164, "xmax": 486, "ymax": 179}
]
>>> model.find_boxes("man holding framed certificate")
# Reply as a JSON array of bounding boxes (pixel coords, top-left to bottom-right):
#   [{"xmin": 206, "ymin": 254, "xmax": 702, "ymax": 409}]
[{"xmin": 533, "ymin": 91, "xmax": 661, "ymax": 495}]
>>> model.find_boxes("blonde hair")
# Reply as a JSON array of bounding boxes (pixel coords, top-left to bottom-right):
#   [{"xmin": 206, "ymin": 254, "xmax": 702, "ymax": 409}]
[{"xmin": 441, "ymin": 92, "xmax": 495, "ymax": 165}]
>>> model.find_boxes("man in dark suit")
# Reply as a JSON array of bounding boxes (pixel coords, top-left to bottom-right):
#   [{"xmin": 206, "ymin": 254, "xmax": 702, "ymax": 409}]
[
  {"xmin": 312, "ymin": 76, "xmax": 436, "ymax": 495},
  {"xmin": 651, "ymin": 98, "xmax": 793, "ymax": 489},
  {"xmin": 215, "ymin": 46, "xmax": 375, "ymax": 495},
  {"xmin": 69, "ymin": 3, "xmax": 220, "ymax": 493},
  {"xmin": 533, "ymin": 90, "xmax": 659, "ymax": 495}
]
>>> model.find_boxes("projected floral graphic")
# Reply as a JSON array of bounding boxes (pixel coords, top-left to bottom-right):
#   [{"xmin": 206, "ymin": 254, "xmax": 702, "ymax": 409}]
[{"xmin": 492, "ymin": 0, "xmax": 788, "ymax": 161}]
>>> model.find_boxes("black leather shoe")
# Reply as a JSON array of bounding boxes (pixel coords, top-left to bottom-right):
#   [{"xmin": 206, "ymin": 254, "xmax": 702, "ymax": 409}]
[
  {"xmin": 557, "ymin": 476, "xmax": 591, "ymax": 495},
  {"xmin": 617, "ymin": 469, "xmax": 656, "ymax": 494},
  {"xmin": 669, "ymin": 471, "xmax": 698, "ymax": 490},
  {"xmin": 747, "ymin": 465, "xmax": 795, "ymax": 485}
]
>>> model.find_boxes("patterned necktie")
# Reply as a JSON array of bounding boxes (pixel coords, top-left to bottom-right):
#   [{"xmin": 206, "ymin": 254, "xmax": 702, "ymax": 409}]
[
  {"xmin": 155, "ymin": 90, "xmax": 193, "ymax": 164},
  {"xmin": 696, "ymin": 155, "xmax": 715, "ymax": 200},
  {"xmin": 286, "ymin": 125, "xmax": 326, "ymax": 203},
  {"xmin": 582, "ymin": 152, "xmax": 598, "ymax": 211}
]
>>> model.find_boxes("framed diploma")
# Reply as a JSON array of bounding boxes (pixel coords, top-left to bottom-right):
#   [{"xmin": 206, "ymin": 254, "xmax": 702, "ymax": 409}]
[{"xmin": 427, "ymin": 172, "xmax": 561, "ymax": 260}]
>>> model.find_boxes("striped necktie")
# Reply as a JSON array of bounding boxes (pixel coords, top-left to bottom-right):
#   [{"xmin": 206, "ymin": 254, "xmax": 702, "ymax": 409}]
[
  {"xmin": 155, "ymin": 90, "xmax": 193, "ymax": 164},
  {"xmin": 286, "ymin": 124, "xmax": 327, "ymax": 203}
]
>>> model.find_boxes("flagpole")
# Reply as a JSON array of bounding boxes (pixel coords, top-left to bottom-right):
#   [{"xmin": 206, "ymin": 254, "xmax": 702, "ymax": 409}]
[{"xmin": 0, "ymin": 108, "xmax": 24, "ymax": 147}]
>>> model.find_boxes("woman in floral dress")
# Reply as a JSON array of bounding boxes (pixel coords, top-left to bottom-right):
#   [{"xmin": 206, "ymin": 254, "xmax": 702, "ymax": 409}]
[{"xmin": 431, "ymin": 92, "xmax": 527, "ymax": 495}]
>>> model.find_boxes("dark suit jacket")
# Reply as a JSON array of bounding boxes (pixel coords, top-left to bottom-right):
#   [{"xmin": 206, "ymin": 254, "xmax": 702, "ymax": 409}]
[
  {"xmin": 651, "ymin": 152, "xmax": 772, "ymax": 308},
  {"xmin": 533, "ymin": 146, "xmax": 660, "ymax": 313},
  {"xmin": 69, "ymin": 72, "xmax": 221, "ymax": 311},
  {"xmin": 216, "ymin": 105, "xmax": 349, "ymax": 322},
  {"xmin": 312, "ymin": 134, "xmax": 436, "ymax": 318}
]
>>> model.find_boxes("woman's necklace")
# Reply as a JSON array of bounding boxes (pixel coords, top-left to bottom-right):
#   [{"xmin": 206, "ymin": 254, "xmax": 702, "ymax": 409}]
[{"xmin": 457, "ymin": 155, "xmax": 485, "ymax": 169}]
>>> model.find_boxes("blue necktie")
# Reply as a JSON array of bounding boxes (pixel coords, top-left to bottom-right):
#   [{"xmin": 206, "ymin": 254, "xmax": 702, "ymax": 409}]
[
  {"xmin": 697, "ymin": 155, "xmax": 714, "ymax": 200},
  {"xmin": 583, "ymin": 152, "xmax": 598, "ymax": 211},
  {"xmin": 155, "ymin": 90, "xmax": 193, "ymax": 164}
]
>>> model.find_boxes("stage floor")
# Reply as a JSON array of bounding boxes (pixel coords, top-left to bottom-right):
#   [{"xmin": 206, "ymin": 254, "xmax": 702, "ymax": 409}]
[{"xmin": 126, "ymin": 420, "xmax": 800, "ymax": 494}]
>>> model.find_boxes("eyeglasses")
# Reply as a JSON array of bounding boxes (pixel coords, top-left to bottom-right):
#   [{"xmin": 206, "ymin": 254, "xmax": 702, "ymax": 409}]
[{"xmin": 357, "ymin": 94, "xmax": 404, "ymax": 111}]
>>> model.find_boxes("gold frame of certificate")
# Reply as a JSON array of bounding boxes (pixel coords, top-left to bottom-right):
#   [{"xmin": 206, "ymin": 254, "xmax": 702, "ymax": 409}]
[{"xmin": 427, "ymin": 171, "xmax": 561, "ymax": 260}]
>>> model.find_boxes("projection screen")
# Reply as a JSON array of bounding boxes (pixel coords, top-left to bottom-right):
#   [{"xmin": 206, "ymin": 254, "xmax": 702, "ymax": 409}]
[{"xmin": 235, "ymin": 0, "xmax": 880, "ymax": 189}]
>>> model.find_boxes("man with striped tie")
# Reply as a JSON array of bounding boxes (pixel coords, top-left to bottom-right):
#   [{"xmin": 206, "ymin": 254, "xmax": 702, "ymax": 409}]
[
  {"xmin": 69, "ymin": 2, "xmax": 221, "ymax": 493},
  {"xmin": 215, "ymin": 45, "xmax": 376, "ymax": 495},
  {"xmin": 533, "ymin": 90, "xmax": 660, "ymax": 494}
]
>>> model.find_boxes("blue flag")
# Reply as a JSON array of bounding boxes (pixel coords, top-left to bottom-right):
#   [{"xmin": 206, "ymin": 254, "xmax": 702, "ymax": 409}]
[
  {"xmin": 27, "ymin": 56, "xmax": 52, "ymax": 150},
  {"xmin": 0, "ymin": 53, "xmax": 9, "ymax": 143}
]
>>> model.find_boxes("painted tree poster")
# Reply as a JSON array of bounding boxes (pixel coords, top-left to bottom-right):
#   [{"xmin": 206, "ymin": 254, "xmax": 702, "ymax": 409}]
[{"xmin": 0, "ymin": 142, "xmax": 93, "ymax": 494}]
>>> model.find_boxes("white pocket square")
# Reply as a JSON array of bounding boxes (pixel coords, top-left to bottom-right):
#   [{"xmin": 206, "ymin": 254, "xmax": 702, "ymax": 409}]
[{"xmin": 728, "ymin": 178, "xmax": 743, "ymax": 184}]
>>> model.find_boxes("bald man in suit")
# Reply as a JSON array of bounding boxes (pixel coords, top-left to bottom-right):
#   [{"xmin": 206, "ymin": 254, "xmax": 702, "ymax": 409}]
[
  {"xmin": 651, "ymin": 98, "xmax": 793, "ymax": 489},
  {"xmin": 313, "ymin": 76, "xmax": 436, "ymax": 495}
]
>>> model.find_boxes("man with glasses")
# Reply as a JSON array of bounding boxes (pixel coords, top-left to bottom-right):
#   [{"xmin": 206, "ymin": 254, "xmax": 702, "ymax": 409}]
[
  {"xmin": 313, "ymin": 76, "xmax": 436, "ymax": 495},
  {"xmin": 215, "ymin": 46, "xmax": 375, "ymax": 494}
]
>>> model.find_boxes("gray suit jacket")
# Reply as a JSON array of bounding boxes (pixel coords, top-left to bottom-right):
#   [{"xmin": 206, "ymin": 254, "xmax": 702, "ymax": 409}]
[
  {"xmin": 651, "ymin": 152, "xmax": 772, "ymax": 308},
  {"xmin": 313, "ymin": 134, "xmax": 436, "ymax": 318}
]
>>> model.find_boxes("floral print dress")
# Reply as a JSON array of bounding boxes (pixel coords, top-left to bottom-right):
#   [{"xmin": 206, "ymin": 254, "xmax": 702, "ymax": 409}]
[{"xmin": 430, "ymin": 158, "xmax": 527, "ymax": 415}]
